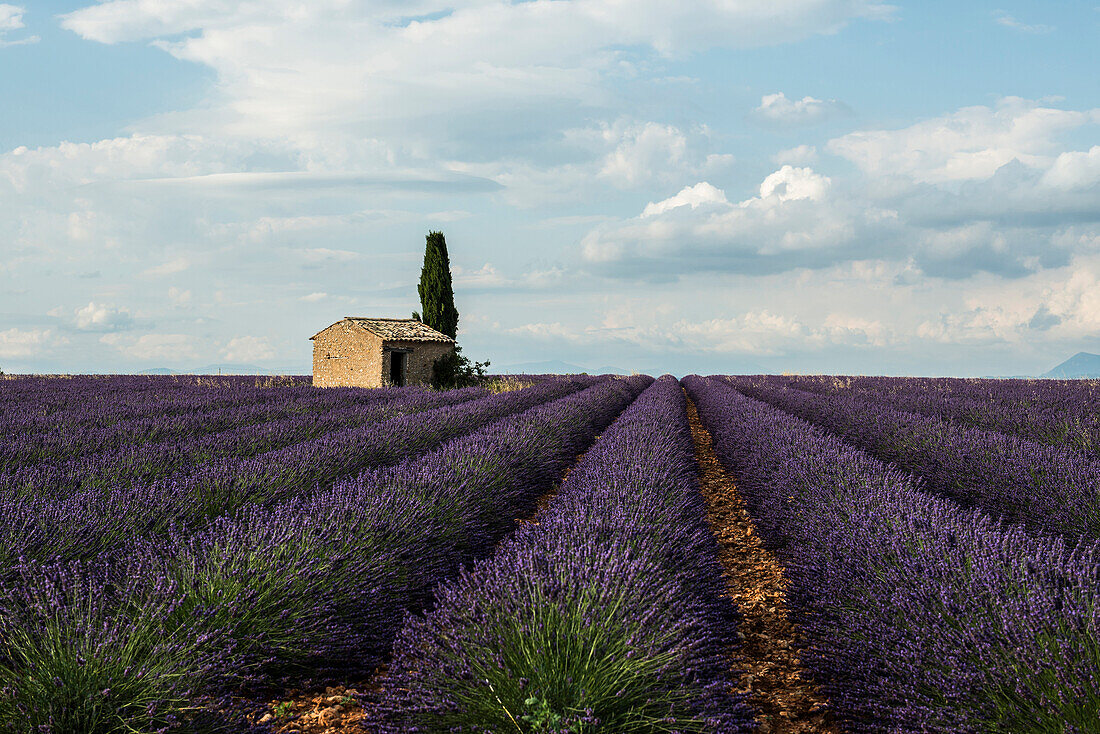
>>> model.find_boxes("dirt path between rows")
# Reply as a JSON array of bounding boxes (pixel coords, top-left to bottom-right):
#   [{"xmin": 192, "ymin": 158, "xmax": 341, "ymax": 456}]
[{"xmin": 686, "ymin": 394, "xmax": 839, "ymax": 734}]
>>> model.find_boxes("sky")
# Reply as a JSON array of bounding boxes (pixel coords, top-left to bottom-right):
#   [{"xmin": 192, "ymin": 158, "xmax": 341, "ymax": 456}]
[{"xmin": 1, "ymin": 1, "xmax": 1098, "ymax": 376}]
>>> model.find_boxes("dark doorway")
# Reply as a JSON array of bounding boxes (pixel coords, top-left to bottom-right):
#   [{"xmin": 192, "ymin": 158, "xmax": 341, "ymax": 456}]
[{"xmin": 389, "ymin": 351, "xmax": 407, "ymax": 386}]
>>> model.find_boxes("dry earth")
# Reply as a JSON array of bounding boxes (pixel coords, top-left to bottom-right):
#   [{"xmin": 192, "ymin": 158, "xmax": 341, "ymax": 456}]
[
  {"xmin": 686, "ymin": 394, "xmax": 840, "ymax": 734},
  {"xmin": 240, "ymin": 681, "xmax": 375, "ymax": 733}
]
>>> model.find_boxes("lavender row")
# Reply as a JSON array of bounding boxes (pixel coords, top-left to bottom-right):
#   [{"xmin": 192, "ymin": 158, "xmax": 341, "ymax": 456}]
[
  {"xmin": 0, "ymin": 380, "xmax": 404, "ymax": 448},
  {"xmin": 374, "ymin": 376, "xmax": 753, "ymax": 733},
  {"xmin": 686, "ymin": 376, "xmax": 1100, "ymax": 733},
  {"xmin": 0, "ymin": 384, "xmax": 475, "ymax": 471},
  {"xmin": 0, "ymin": 377, "xmax": 599, "ymax": 568},
  {"xmin": 725, "ymin": 375, "xmax": 1100, "ymax": 541},
  {"xmin": 0, "ymin": 377, "xmax": 651, "ymax": 731},
  {"xmin": 773, "ymin": 374, "xmax": 1100, "ymax": 453},
  {"xmin": 0, "ymin": 386, "xmax": 485, "ymax": 495},
  {"xmin": 0, "ymin": 374, "xmax": 314, "ymax": 428}
]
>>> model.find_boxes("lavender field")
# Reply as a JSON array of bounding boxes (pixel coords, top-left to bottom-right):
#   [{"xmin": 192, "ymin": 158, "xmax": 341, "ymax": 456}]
[{"xmin": 0, "ymin": 374, "xmax": 1097, "ymax": 733}]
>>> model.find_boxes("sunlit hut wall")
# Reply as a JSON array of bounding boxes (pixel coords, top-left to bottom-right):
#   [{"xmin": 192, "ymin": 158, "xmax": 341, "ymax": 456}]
[{"xmin": 310, "ymin": 317, "xmax": 454, "ymax": 388}]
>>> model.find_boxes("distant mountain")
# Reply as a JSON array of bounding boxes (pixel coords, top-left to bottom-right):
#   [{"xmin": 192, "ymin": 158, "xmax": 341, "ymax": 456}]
[
  {"xmin": 1042, "ymin": 352, "xmax": 1100, "ymax": 378},
  {"xmin": 591, "ymin": 365, "xmax": 633, "ymax": 375},
  {"xmin": 135, "ymin": 364, "xmax": 307, "ymax": 376},
  {"xmin": 494, "ymin": 360, "xmax": 589, "ymax": 375},
  {"xmin": 190, "ymin": 363, "xmax": 269, "ymax": 375}
]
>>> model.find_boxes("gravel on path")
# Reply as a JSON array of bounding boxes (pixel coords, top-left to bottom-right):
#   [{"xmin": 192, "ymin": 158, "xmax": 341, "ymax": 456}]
[{"xmin": 686, "ymin": 394, "xmax": 839, "ymax": 734}]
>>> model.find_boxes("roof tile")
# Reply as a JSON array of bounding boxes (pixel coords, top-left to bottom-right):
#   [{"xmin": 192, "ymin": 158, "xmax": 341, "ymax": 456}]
[{"xmin": 346, "ymin": 317, "xmax": 454, "ymax": 342}]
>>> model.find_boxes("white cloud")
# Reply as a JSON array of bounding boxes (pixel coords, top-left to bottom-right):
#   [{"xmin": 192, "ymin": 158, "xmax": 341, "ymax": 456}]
[
  {"xmin": 1, "ymin": 135, "xmax": 243, "ymax": 193},
  {"xmin": 642, "ymin": 181, "xmax": 729, "ymax": 217},
  {"xmin": 0, "ymin": 4, "xmax": 37, "ymax": 46},
  {"xmin": 599, "ymin": 121, "xmax": 688, "ymax": 187},
  {"xmin": 58, "ymin": 0, "xmax": 890, "ymax": 151},
  {"xmin": 506, "ymin": 321, "xmax": 585, "ymax": 342},
  {"xmin": 578, "ymin": 113, "xmax": 1100, "ymax": 279},
  {"xmin": 753, "ymin": 92, "xmax": 849, "ymax": 126},
  {"xmin": 299, "ymin": 292, "xmax": 328, "ymax": 303},
  {"xmin": 0, "ymin": 327, "xmax": 57, "ymax": 359},
  {"xmin": 62, "ymin": 1, "xmax": 893, "ymax": 51},
  {"xmin": 167, "ymin": 287, "xmax": 192, "ymax": 305},
  {"xmin": 222, "ymin": 335, "xmax": 276, "ymax": 362},
  {"xmin": 74, "ymin": 301, "xmax": 133, "ymax": 331},
  {"xmin": 1040, "ymin": 146, "xmax": 1100, "ymax": 189},
  {"xmin": 758, "ymin": 165, "xmax": 831, "ymax": 202},
  {"xmin": 503, "ymin": 304, "xmax": 893, "ymax": 356},
  {"xmin": 827, "ymin": 97, "xmax": 1098, "ymax": 183},
  {"xmin": 773, "ymin": 144, "xmax": 818, "ymax": 165},
  {"xmin": 673, "ymin": 311, "xmax": 817, "ymax": 355},
  {"xmin": 822, "ymin": 313, "xmax": 891, "ymax": 347},
  {"xmin": 101, "ymin": 333, "xmax": 197, "ymax": 362},
  {"xmin": 469, "ymin": 118, "xmax": 735, "ymax": 206},
  {"xmin": 582, "ymin": 166, "xmax": 847, "ymax": 268},
  {"xmin": 142, "ymin": 257, "xmax": 190, "ymax": 277},
  {"xmin": 909, "ymin": 252, "xmax": 1100, "ymax": 346},
  {"xmin": 453, "ymin": 263, "xmax": 505, "ymax": 288},
  {"xmin": 994, "ymin": 13, "xmax": 1053, "ymax": 33},
  {"xmin": 450, "ymin": 262, "xmax": 568, "ymax": 292},
  {"xmin": 0, "ymin": 4, "xmax": 24, "ymax": 31}
]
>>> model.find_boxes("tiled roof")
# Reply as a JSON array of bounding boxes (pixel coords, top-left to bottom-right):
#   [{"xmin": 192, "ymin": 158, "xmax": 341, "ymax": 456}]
[{"xmin": 345, "ymin": 317, "xmax": 454, "ymax": 342}]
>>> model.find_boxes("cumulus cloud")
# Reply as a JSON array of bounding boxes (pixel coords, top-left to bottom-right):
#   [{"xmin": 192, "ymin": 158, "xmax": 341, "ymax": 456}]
[
  {"xmin": 74, "ymin": 301, "xmax": 133, "ymax": 332},
  {"xmin": 827, "ymin": 97, "xmax": 1099, "ymax": 183},
  {"xmin": 0, "ymin": 327, "xmax": 57, "ymax": 358},
  {"xmin": 577, "ymin": 98, "xmax": 1093, "ymax": 281},
  {"xmin": 582, "ymin": 166, "xmax": 843, "ymax": 272},
  {"xmin": 773, "ymin": 144, "xmax": 818, "ymax": 165},
  {"xmin": 642, "ymin": 182, "xmax": 729, "ymax": 217},
  {"xmin": 753, "ymin": 92, "xmax": 849, "ymax": 126},
  {"xmin": 0, "ymin": 4, "xmax": 23, "ymax": 31},
  {"xmin": 58, "ymin": 0, "xmax": 890, "ymax": 153},
  {"xmin": 1041, "ymin": 146, "xmax": 1100, "ymax": 189},
  {"xmin": 580, "ymin": 102, "xmax": 1100, "ymax": 281},
  {"xmin": 504, "ymin": 304, "xmax": 894, "ymax": 357},
  {"xmin": 758, "ymin": 165, "xmax": 831, "ymax": 202},
  {"xmin": 467, "ymin": 118, "xmax": 735, "ymax": 206},
  {"xmin": 101, "ymin": 333, "xmax": 197, "ymax": 362},
  {"xmin": 222, "ymin": 336, "xmax": 276, "ymax": 362},
  {"xmin": 907, "ymin": 251, "xmax": 1100, "ymax": 349},
  {"xmin": 0, "ymin": 4, "xmax": 36, "ymax": 46}
]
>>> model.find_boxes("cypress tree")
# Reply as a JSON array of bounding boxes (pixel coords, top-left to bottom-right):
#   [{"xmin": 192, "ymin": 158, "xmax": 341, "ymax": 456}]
[{"xmin": 417, "ymin": 231, "xmax": 459, "ymax": 339}]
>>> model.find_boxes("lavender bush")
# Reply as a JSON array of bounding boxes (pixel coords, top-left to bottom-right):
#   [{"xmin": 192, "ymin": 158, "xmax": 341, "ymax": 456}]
[
  {"xmin": 160, "ymin": 376, "xmax": 650, "ymax": 688},
  {"xmin": 0, "ymin": 376, "xmax": 650, "ymax": 732},
  {"xmin": 0, "ymin": 555, "xmax": 219, "ymax": 733},
  {"xmin": 767, "ymin": 374, "xmax": 1100, "ymax": 453},
  {"xmin": 725, "ymin": 375, "xmax": 1100, "ymax": 541},
  {"xmin": 0, "ymin": 383, "xmax": 416, "ymax": 468},
  {"xmin": 687, "ymin": 375, "xmax": 1100, "ymax": 733},
  {"xmin": 0, "ymin": 384, "xmax": 486, "ymax": 495},
  {"xmin": 0, "ymin": 378, "xmax": 598, "ymax": 570},
  {"xmin": 374, "ymin": 377, "xmax": 754, "ymax": 732}
]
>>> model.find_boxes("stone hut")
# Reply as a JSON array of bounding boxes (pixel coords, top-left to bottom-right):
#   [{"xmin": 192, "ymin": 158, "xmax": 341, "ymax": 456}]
[{"xmin": 310, "ymin": 317, "xmax": 455, "ymax": 388}]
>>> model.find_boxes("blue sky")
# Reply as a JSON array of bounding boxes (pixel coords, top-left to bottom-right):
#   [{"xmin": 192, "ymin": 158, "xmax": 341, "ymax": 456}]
[{"xmin": 1, "ymin": 1, "xmax": 1098, "ymax": 376}]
